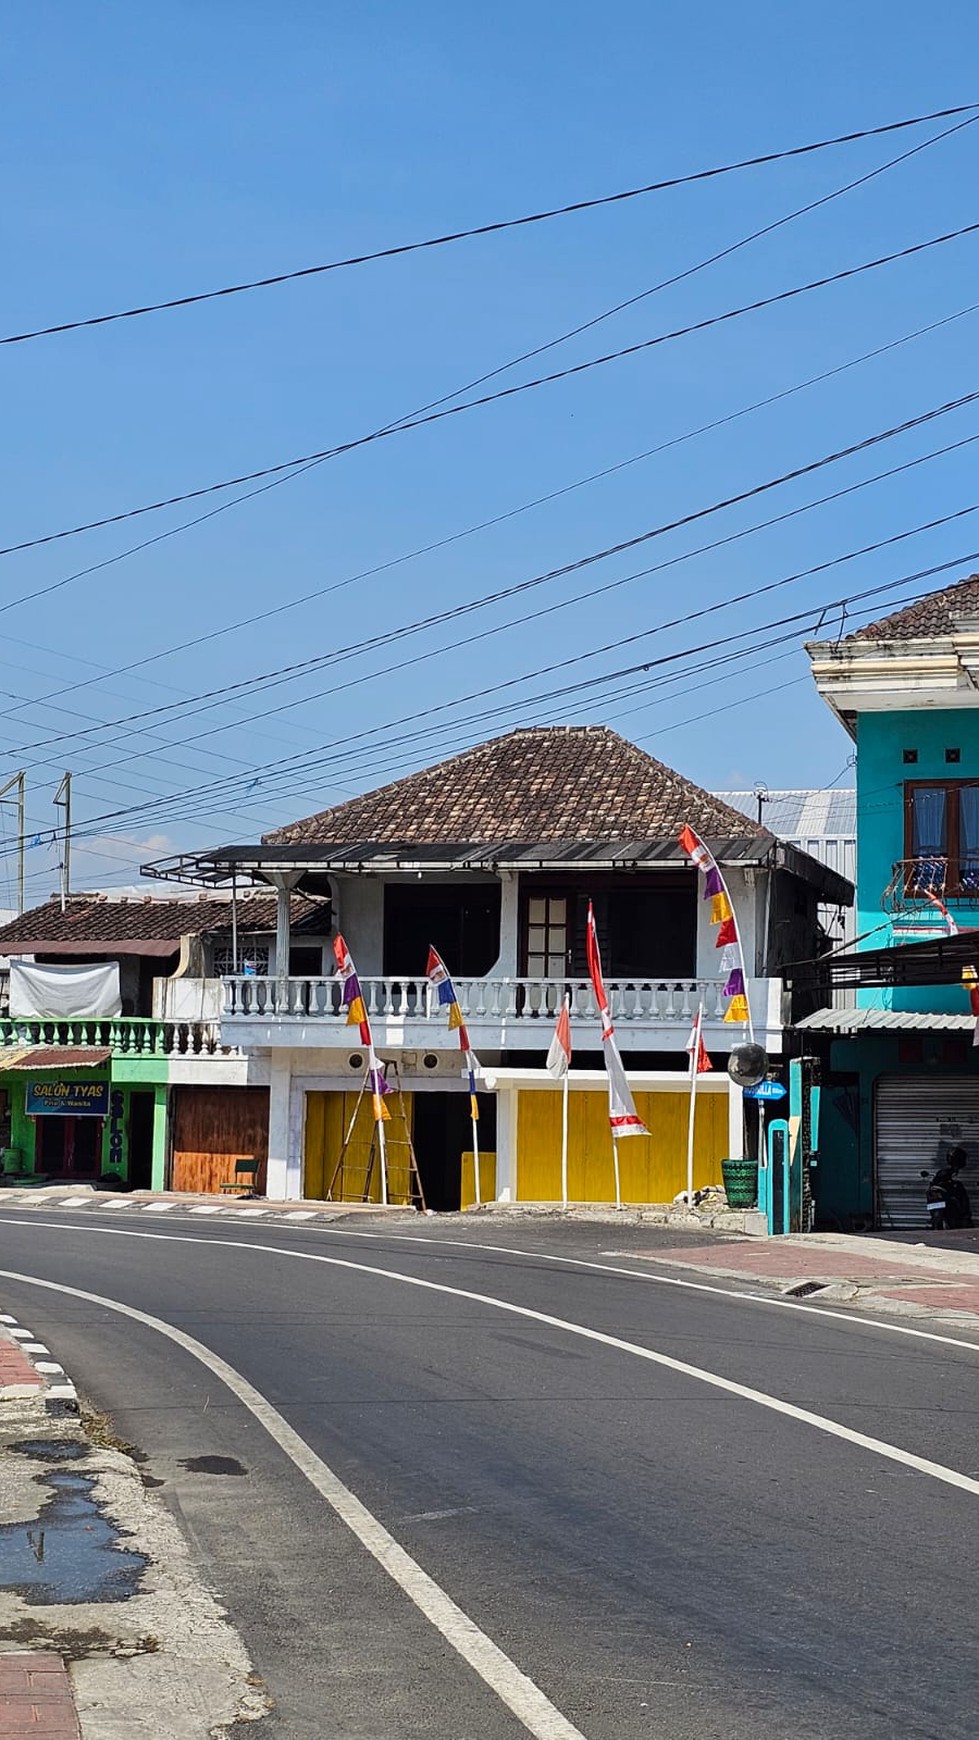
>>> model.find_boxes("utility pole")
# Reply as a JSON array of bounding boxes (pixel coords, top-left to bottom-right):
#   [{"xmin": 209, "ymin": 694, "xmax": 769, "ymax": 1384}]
[
  {"xmin": 0, "ymin": 773, "xmax": 26, "ymax": 914},
  {"xmin": 54, "ymin": 773, "xmax": 72, "ymax": 913}
]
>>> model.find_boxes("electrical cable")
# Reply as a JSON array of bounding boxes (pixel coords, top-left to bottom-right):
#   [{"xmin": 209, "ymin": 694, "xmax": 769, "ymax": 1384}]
[
  {"xmin": 19, "ymin": 292, "xmax": 979, "ymax": 724},
  {"xmin": 7, "ymin": 392, "xmax": 979, "ymax": 766},
  {"xmin": 5, "ymin": 101, "xmax": 975, "ymax": 348},
  {"xmin": 39, "ymin": 554, "xmax": 979, "ymax": 848},
  {"xmin": 6, "ymin": 214, "xmax": 979, "ymax": 565}
]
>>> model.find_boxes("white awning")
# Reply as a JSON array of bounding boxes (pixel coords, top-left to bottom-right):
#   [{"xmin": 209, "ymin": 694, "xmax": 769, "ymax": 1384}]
[{"xmin": 796, "ymin": 1007, "xmax": 974, "ymax": 1033}]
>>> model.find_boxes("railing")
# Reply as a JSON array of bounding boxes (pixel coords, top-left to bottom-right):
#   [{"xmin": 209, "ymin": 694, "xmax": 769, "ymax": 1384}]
[
  {"xmin": 884, "ymin": 857, "xmax": 979, "ymax": 911},
  {"xmin": 223, "ymin": 974, "xmax": 730, "ymax": 1023},
  {"xmin": 0, "ymin": 1016, "xmax": 231, "ymax": 1057}
]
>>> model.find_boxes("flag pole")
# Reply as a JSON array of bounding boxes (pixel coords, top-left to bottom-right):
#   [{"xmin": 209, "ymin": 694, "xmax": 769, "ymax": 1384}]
[
  {"xmin": 612, "ymin": 1130, "xmax": 622, "ymax": 1210},
  {"xmin": 686, "ymin": 1001, "xmax": 703, "ymax": 1205},
  {"xmin": 561, "ymin": 1062, "xmax": 569, "ymax": 1209},
  {"xmin": 377, "ymin": 1117, "xmax": 389, "ymax": 1206}
]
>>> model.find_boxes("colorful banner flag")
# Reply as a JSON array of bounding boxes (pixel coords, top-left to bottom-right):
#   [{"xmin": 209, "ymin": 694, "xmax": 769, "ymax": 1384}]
[
  {"xmin": 332, "ymin": 933, "xmax": 391, "ymax": 1122},
  {"xmin": 546, "ymin": 996, "xmax": 572, "ymax": 1080},
  {"xmin": 426, "ymin": 946, "xmax": 481, "ymax": 1120},
  {"xmin": 586, "ymin": 902, "xmax": 647, "ymax": 1137},
  {"xmin": 678, "ymin": 824, "xmax": 753, "ymax": 1035}
]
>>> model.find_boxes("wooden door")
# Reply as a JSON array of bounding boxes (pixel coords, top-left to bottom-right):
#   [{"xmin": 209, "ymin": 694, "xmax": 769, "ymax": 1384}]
[{"xmin": 170, "ymin": 1086, "xmax": 269, "ymax": 1195}]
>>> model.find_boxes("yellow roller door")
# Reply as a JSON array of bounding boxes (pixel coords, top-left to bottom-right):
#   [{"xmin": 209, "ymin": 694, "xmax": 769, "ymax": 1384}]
[
  {"xmin": 516, "ymin": 1088, "xmax": 726, "ymax": 1204},
  {"xmin": 304, "ymin": 1089, "xmax": 415, "ymax": 1204}
]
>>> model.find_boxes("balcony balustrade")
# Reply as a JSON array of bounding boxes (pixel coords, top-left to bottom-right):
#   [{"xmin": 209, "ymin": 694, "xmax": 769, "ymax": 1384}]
[
  {"xmin": 222, "ymin": 973, "xmax": 731, "ymax": 1031},
  {"xmin": 0, "ymin": 1015, "xmax": 230, "ymax": 1057}
]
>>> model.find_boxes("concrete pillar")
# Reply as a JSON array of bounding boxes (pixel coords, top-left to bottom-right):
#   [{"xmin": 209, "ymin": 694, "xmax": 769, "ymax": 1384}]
[
  {"xmin": 727, "ymin": 1078, "xmax": 744, "ymax": 1160},
  {"xmin": 151, "ymin": 1085, "xmax": 169, "ymax": 1192},
  {"xmin": 266, "ymin": 1055, "xmax": 293, "ymax": 1200},
  {"xmin": 494, "ymin": 1086, "xmax": 518, "ymax": 1201},
  {"xmin": 276, "ymin": 884, "xmax": 291, "ymax": 999}
]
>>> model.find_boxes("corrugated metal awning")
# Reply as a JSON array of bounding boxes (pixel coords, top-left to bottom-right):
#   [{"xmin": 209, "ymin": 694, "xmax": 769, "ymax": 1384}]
[
  {"xmin": 797, "ymin": 1008, "xmax": 974, "ymax": 1033},
  {"xmin": 0, "ymin": 1047, "xmax": 112, "ymax": 1070}
]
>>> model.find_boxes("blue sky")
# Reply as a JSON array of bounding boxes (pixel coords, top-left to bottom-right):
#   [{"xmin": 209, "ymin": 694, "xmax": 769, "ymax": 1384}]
[{"xmin": 3, "ymin": 2, "xmax": 979, "ymax": 899}]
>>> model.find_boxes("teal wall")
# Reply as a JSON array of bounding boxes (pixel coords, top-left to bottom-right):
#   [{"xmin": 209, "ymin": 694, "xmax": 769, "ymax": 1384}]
[{"xmin": 856, "ymin": 709, "xmax": 979, "ymax": 1013}]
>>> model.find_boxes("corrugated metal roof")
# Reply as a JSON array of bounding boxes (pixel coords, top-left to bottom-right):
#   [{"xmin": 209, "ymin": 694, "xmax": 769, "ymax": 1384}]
[
  {"xmin": 797, "ymin": 1008, "xmax": 974, "ymax": 1032},
  {"xmin": 718, "ymin": 789, "xmax": 856, "ymax": 837}
]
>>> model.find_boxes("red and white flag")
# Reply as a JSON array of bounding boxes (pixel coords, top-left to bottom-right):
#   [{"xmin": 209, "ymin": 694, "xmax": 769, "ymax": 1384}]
[
  {"xmin": 546, "ymin": 996, "xmax": 572, "ymax": 1080},
  {"xmin": 686, "ymin": 1006, "xmax": 712, "ymax": 1075},
  {"xmin": 586, "ymin": 902, "xmax": 647, "ymax": 1137}
]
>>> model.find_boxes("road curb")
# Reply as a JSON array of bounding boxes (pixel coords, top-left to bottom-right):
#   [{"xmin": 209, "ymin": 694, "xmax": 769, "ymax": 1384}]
[{"xmin": 0, "ymin": 1310, "xmax": 79, "ymax": 1413}]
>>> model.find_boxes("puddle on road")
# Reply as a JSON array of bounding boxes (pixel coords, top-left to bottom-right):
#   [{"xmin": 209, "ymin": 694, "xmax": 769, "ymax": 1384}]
[
  {"xmin": 0, "ymin": 1470, "xmax": 148, "ymax": 1604},
  {"xmin": 12, "ymin": 1440, "xmax": 89, "ymax": 1462},
  {"xmin": 179, "ymin": 1455, "xmax": 247, "ymax": 1477}
]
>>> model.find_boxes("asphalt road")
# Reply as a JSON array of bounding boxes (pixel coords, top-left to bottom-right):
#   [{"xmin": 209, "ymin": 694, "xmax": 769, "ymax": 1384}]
[{"xmin": 1, "ymin": 1206, "xmax": 977, "ymax": 1739}]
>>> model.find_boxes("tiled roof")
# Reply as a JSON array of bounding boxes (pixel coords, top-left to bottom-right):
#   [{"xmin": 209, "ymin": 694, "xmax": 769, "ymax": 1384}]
[
  {"xmin": 0, "ymin": 893, "xmax": 329, "ymax": 952},
  {"xmin": 851, "ymin": 574, "xmax": 979, "ymax": 640},
  {"xmin": 264, "ymin": 726, "xmax": 767, "ymax": 848}
]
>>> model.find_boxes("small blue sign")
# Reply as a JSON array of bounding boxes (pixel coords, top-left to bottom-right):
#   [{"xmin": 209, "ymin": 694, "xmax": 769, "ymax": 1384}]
[{"xmin": 743, "ymin": 1079, "xmax": 787, "ymax": 1102}]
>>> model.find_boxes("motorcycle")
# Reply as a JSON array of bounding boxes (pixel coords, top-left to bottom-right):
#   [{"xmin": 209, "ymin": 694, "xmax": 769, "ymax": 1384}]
[{"xmin": 923, "ymin": 1158, "xmax": 974, "ymax": 1230}]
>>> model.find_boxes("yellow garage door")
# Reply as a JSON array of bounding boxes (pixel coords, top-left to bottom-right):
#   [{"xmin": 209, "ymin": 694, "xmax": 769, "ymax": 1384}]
[
  {"xmin": 516, "ymin": 1089, "xmax": 727, "ymax": 1204},
  {"xmin": 304, "ymin": 1090, "xmax": 415, "ymax": 1204}
]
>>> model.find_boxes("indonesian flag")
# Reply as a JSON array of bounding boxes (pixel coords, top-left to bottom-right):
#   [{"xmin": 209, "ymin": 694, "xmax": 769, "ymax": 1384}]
[
  {"xmin": 586, "ymin": 902, "xmax": 647, "ymax": 1137},
  {"xmin": 686, "ymin": 1008, "xmax": 712, "ymax": 1074},
  {"xmin": 546, "ymin": 996, "xmax": 572, "ymax": 1080},
  {"xmin": 925, "ymin": 890, "xmax": 959, "ymax": 936}
]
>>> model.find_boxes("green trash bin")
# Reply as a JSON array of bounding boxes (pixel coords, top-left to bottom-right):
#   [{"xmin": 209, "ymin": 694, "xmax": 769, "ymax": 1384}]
[{"xmin": 721, "ymin": 1157, "xmax": 758, "ymax": 1209}]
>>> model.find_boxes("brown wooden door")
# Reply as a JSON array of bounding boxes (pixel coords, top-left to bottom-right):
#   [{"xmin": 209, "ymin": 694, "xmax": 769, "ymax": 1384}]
[{"xmin": 170, "ymin": 1086, "xmax": 270, "ymax": 1195}]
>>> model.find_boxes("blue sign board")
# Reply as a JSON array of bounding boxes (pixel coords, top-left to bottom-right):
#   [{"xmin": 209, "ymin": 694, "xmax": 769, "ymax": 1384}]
[
  {"xmin": 26, "ymin": 1079, "xmax": 109, "ymax": 1118},
  {"xmin": 743, "ymin": 1079, "xmax": 787, "ymax": 1102}
]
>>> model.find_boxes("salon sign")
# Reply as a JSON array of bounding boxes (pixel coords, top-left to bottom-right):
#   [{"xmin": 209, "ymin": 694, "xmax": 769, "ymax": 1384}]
[{"xmin": 26, "ymin": 1080, "xmax": 109, "ymax": 1117}]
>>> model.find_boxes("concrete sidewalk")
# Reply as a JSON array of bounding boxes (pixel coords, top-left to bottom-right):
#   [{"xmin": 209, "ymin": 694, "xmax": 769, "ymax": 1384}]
[{"xmin": 627, "ymin": 1228, "xmax": 979, "ymax": 1325}]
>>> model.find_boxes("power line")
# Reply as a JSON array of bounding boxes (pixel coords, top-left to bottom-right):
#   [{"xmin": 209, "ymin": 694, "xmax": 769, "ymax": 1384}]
[
  {"xmin": 6, "ymin": 214, "xmax": 979, "ymax": 567},
  {"xmin": 20, "ymin": 292, "xmax": 979, "ymax": 723},
  {"xmin": 5, "ymin": 102, "xmax": 976, "ymax": 348},
  {"xmin": 7, "ymin": 388, "xmax": 979, "ymax": 767},
  {"xmin": 39, "ymin": 553, "xmax": 979, "ymax": 850}
]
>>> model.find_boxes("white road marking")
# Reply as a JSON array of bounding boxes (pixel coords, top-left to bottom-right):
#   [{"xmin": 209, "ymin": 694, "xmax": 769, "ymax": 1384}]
[
  {"xmin": 311, "ymin": 1225, "xmax": 979, "ymax": 1356},
  {"xmin": 4, "ymin": 1225, "xmax": 979, "ymax": 1498},
  {"xmin": 141, "ymin": 1203, "xmax": 175, "ymax": 1213},
  {"xmin": 59, "ymin": 1197, "xmax": 89, "ymax": 1207},
  {"xmin": 21, "ymin": 1342, "xmax": 48, "ymax": 1353},
  {"xmin": 233, "ymin": 1209, "xmax": 268, "ymax": 1218},
  {"xmin": 284, "ymin": 1211, "xmax": 317, "ymax": 1220},
  {"xmin": 0, "ymin": 1265, "xmax": 585, "ymax": 1740},
  {"xmin": 10, "ymin": 1209, "xmax": 979, "ymax": 1358},
  {"xmin": 101, "ymin": 1198, "xmax": 133, "ymax": 1209}
]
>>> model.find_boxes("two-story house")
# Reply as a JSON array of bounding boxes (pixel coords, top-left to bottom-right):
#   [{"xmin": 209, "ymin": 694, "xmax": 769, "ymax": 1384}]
[
  {"xmin": 0, "ymin": 889, "xmax": 330, "ymax": 1192},
  {"xmin": 144, "ymin": 725, "xmax": 850, "ymax": 1208},
  {"xmin": 803, "ymin": 574, "xmax": 979, "ymax": 1229}
]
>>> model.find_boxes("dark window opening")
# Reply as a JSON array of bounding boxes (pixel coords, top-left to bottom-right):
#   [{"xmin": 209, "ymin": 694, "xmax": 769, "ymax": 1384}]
[
  {"xmin": 383, "ymin": 884, "xmax": 501, "ymax": 978},
  {"xmin": 946, "ymin": 748, "xmax": 961, "ymax": 764},
  {"xmin": 903, "ymin": 749, "xmax": 918, "ymax": 764}
]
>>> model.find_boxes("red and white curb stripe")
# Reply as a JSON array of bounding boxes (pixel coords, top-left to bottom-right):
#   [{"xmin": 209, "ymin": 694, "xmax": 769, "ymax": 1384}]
[{"xmin": 0, "ymin": 1310, "xmax": 78, "ymax": 1412}]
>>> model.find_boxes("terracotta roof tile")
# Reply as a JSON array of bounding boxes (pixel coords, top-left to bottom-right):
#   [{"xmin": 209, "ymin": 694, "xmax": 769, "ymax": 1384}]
[
  {"xmin": 851, "ymin": 573, "xmax": 979, "ymax": 640},
  {"xmin": 263, "ymin": 726, "xmax": 766, "ymax": 848},
  {"xmin": 0, "ymin": 892, "xmax": 329, "ymax": 952}
]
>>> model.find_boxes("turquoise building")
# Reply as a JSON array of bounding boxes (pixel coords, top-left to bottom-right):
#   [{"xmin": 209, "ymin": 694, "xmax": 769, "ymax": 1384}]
[{"xmin": 803, "ymin": 575, "xmax": 979, "ymax": 1229}]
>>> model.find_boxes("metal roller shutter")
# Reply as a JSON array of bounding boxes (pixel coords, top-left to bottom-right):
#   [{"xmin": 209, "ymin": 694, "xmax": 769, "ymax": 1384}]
[{"xmin": 875, "ymin": 1076, "xmax": 979, "ymax": 1229}]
